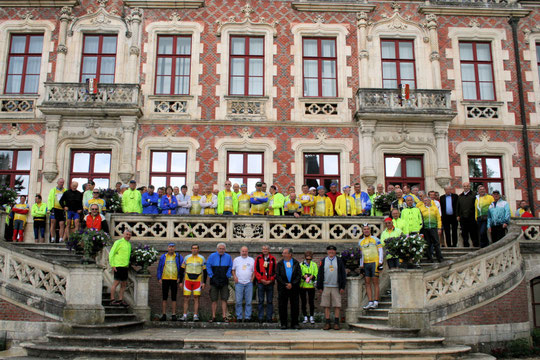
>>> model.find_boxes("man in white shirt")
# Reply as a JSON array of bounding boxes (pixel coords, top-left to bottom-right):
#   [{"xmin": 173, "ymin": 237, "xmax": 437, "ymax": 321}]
[{"xmin": 232, "ymin": 246, "xmax": 255, "ymax": 322}]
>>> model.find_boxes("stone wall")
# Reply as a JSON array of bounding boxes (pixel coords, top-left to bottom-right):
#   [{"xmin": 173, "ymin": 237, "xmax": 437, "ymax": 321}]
[{"xmin": 0, "ymin": 298, "xmax": 57, "ymax": 323}]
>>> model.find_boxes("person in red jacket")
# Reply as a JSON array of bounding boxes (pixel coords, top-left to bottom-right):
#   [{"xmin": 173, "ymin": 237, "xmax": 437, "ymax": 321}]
[
  {"xmin": 325, "ymin": 182, "xmax": 341, "ymax": 214},
  {"xmin": 83, "ymin": 204, "xmax": 109, "ymax": 233},
  {"xmin": 254, "ymin": 245, "xmax": 277, "ymax": 323}
]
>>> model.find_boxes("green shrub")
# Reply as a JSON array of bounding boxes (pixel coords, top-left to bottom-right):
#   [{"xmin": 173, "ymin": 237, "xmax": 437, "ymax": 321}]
[{"xmin": 506, "ymin": 338, "xmax": 532, "ymax": 357}]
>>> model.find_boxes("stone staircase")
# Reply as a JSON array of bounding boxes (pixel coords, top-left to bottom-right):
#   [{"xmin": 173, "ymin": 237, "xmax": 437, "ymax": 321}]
[
  {"xmin": 419, "ymin": 247, "xmax": 479, "ymax": 267},
  {"xmin": 12, "ymin": 242, "xmax": 84, "ymax": 264}
]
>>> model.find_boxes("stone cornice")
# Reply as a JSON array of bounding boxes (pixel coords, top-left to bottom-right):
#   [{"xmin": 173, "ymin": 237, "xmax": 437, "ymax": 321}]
[
  {"xmin": 0, "ymin": 0, "xmax": 78, "ymax": 5},
  {"xmin": 418, "ymin": 5, "xmax": 530, "ymax": 17},
  {"xmin": 123, "ymin": 0, "xmax": 204, "ymax": 8},
  {"xmin": 291, "ymin": 1, "xmax": 375, "ymax": 13}
]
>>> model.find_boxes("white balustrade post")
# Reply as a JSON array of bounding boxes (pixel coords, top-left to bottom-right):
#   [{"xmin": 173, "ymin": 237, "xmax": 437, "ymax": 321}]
[
  {"xmin": 388, "ymin": 270, "xmax": 428, "ymax": 331},
  {"xmin": 434, "ymin": 121, "xmax": 451, "ymax": 188},
  {"xmin": 42, "ymin": 115, "xmax": 61, "ymax": 183},
  {"xmin": 118, "ymin": 116, "xmax": 137, "ymax": 183},
  {"xmin": 359, "ymin": 120, "xmax": 377, "ymax": 187},
  {"xmin": 131, "ymin": 273, "xmax": 151, "ymax": 322},
  {"xmin": 63, "ymin": 264, "xmax": 105, "ymax": 325},
  {"xmin": 345, "ymin": 276, "xmax": 366, "ymax": 323},
  {"xmin": 55, "ymin": 6, "xmax": 72, "ymax": 82}
]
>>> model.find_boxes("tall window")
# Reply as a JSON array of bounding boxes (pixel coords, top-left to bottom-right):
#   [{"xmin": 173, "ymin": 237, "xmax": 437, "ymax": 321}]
[
  {"xmin": 150, "ymin": 151, "xmax": 187, "ymax": 189},
  {"xmin": 80, "ymin": 35, "xmax": 117, "ymax": 84},
  {"xmin": 5, "ymin": 34, "xmax": 43, "ymax": 94},
  {"xmin": 229, "ymin": 36, "xmax": 264, "ymax": 96},
  {"xmin": 0, "ymin": 150, "xmax": 31, "ymax": 195},
  {"xmin": 155, "ymin": 35, "xmax": 191, "ymax": 95},
  {"xmin": 468, "ymin": 156, "xmax": 503, "ymax": 194},
  {"xmin": 531, "ymin": 278, "xmax": 540, "ymax": 328},
  {"xmin": 536, "ymin": 43, "xmax": 540, "ymax": 83},
  {"xmin": 304, "ymin": 153, "xmax": 340, "ymax": 190},
  {"xmin": 227, "ymin": 152, "xmax": 263, "ymax": 193},
  {"xmin": 384, "ymin": 155, "xmax": 424, "ymax": 190},
  {"xmin": 459, "ymin": 41, "xmax": 495, "ymax": 101},
  {"xmin": 303, "ymin": 38, "xmax": 337, "ymax": 97},
  {"xmin": 70, "ymin": 151, "xmax": 111, "ymax": 191},
  {"xmin": 381, "ymin": 39, "xmax": 416, "ymax": 89}
]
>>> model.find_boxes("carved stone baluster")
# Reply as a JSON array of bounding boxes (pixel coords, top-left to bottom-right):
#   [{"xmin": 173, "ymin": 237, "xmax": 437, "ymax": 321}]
[
  {"xmin": 43, "ymin": 116, "xmax": 61, "ymax": 182},
  {"xmin": 359, "ymin": 120, "xmax": 377, "ymax": 186},
  {"xmin": 55, "ymin": 6, "xmax": 72, "ymax": 82}
]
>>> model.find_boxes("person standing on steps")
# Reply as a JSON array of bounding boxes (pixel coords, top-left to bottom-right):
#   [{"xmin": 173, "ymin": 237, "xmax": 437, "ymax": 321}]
[
  {"xmin": 317, "ymin": 245, "xmax": 347, "ymax": 330},
  {"xmin": 206, "ymin": 243, "xmax": 232, "ymax": 323},
  {"xmin": 276, "ymin": 248, "xmax": 301, "ymax": 330},
  {"xmin": 418, "ymin": 196, "xmax": 444, "ymax": 263},
  {"xmin": 232, "ymin": 246, "xmax": 255, "ymax": 322},
  {"xmin": 31, "ymin": 194, "xmax": 47, "ymax": 243},
  {"xmin": 440, "ymin": 186, "xmax": 459, "ymax": 247},
  {"xmin": 456, "ymin": 182, "xmax": 478, "ymax": 248},
  {"xmin": 359, "ymin": 225, "xmax": 383, "ymax": 310},
  {"xmin": 59, "ymin": 181, "xmax": 83, "ymax": 242},
  {"xmin": 180, "ymin": 244, "xmax": 206, "ymax": 322},
  {"xmin": 12, "ymin": 195, "xmax": 29, "ymax": 242},
  {"xmin": 109, "ymin": 229, "xmax": 132, "ymax": 307},
  {"xmin": 156, "ymin": 243, "xmax": 184, "ymax": 321},
  {"xmin": 475, "ymin": 185, "xmax": 494, "ymax": 248},
  {"xmin": 300, "ymin": 251, "xmax": 318, "ymax": 325},
  {"xmin": 254, "ymin": 245, "xmax": 277, "ymax": 324},
  {"xmin": 487, "ymin": 190, "xmax": 511, "ymax": 243},
  {"xmin": 47, "ymin": 178, "xmax": 66, "ymax": 243}
]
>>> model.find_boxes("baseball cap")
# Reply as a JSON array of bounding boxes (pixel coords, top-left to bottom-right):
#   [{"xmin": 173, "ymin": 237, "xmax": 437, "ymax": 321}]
[
  {"xmin": 326, "ymin": 245, "xmax": 337, "ymax": 250},
  {"xmin": 129, "ymin": 180, "xmax": 136, "ymax": 184},
  {"xmin": 255, "ymin": 181, "xmax": 263, "ymax": 187},
  {"xmin": 384, "ymin": 217, "xmax": 393, "ymax": 222},
  {"xmin": 309, "ymin": 187, "xmax": 316, "ymax": 191}
]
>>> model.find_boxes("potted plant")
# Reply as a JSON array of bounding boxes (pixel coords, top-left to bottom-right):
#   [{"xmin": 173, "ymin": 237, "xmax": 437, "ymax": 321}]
[
  {"xmin": 384, "ymin": 233, "xmax": 427, "ymax": 268},
  {"xmin": 101, "ymin": 189, "xmax": 122, "ymax": 213},
  {"xmin": 373, "ymin": 191, "xmax": 397, "ymax": 216},
  {"xmin": 339, "ymin": 247, "xmax": 362, "ymax": 276},
  {"xmin": 130, "ymin": 244, "xmax": 159, "ymax": 274},
  {"xmin": 67, "ymin": 229, "xmax": 112, "ymax": 264}
]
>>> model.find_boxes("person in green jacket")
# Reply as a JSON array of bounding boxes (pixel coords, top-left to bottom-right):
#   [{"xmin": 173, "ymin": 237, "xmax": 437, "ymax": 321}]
[
  {"xmin": 391, "ymin": 209, "xmax": 406, "ymax": 234},
  {"xmin": 121, "ymin": 180, "xmax": 142, "ymax": 214},
  {"xmin": 217, "ymin": 181, "xmax": 238, "ymax": 215},
  {"xmin": 109, "ymin": 230, "xmax": 132, "ymax": 306},
  {"xmin": 266, "ymin": 185, "xmax": 285, "ymax": 216},
  {"xmin": 300, "ymin": 250, "xmax": 318, "ymax": 324},
  {"xmin": 380, "ymin": 217, "xmax": 403, "ymax": 269},
  {"xmin": 31, "ymin": 194, "xmax": 47, "ymax": 243},
  {"xmin": 400, "ymin": 196, "xmax": 423, "ymax": 234}
]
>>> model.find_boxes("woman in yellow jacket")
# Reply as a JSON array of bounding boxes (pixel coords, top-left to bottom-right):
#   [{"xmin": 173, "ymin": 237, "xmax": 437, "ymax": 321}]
[
  {"xmin": 314, "ymin": 186, "xmax": 334, "ymax": 216},
  {"xmin": 335, "ymin": 186, "xmax": 356, "ymax": 216}
]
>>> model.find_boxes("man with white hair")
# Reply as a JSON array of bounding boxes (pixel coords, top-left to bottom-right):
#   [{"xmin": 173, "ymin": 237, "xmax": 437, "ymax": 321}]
[
  {"xmin": 232, "ymin": 246, "xmax": 255, "ymax": 322},
  {"xmin": 206, "ymin": 242, "xmax": 232, "ymax": 322}
]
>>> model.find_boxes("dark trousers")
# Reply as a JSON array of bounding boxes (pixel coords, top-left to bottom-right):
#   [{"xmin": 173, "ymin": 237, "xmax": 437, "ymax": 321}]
[
  {"xmin": 422, "ymin": 228, "xmax": 443, "ymax": 261},
  {"xmin": 299, "ymin": 287, "xmax": 315, "ymax": 317},
  {"xmin": 460, "ymin": 218, "xmax": 478, "ymax": 247},
  {"xmin": 491, "ymin": 225, "xmax": 507, "ymax": 243},
  {"xmin": 442, "ymin": 215, "xmax": 458, "ymax": 247},
  {"xmin": 33, "ymin": 221, "xmax": 46, "ymax": 239},
  {"xmin": 478, "ymin": 219, "xmax": 489, "ymax": 248},
  {"xmin": 257, "ymin": 283, "xmax": 274, "ymax": 321},
  {"xmin": 278, "ymin": 286, "xmax": 299, "ymax": 327}
]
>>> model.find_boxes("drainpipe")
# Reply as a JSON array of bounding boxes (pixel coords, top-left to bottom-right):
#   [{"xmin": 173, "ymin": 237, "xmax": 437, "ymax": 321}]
[{"xmin": 509, "ymin": 16, "xmax": 535, "ymax": 215}]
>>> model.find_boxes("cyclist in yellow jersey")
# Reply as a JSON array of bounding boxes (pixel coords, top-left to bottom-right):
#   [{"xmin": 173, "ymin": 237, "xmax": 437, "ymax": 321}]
[
  {"xmin": 475, "ymin": 185, "xmax": 495, "ymax": 248},
  {"xmin": 200, "ymin": 186, "xmax": 218, "ymax": 215},
  {"xmin": 298, "ymin": 184, "xmax": 315, "ymax": 216},
  {"xmin": 314, "ymin": 186, "xmax": 333, "ymax": 216},
  {"xmin": 335, "ymin": 186, "xmax": 356, "ymax": 216},
  {"xmin": 181, "ymin": 244, "xmax": 207, "ymax": 321},
  {"xmin": 284, "ymin": 193, "xmax": 303, "ymax": 217},
  {"xmin": 217, "ymin": 181, "xmax": 237, "ymax": 215},
  {"xmin": 190, "ymin": 184, "xmax": 203, "ymax": 215},
  {"xmin": 235, "ymin": 184, "xmax": 251, "ymax": 215},
  {"xmin": 250, "ymin": 182, "xmax": 268, "ymax": 215},
  {"xmin": 359, "ymin": 225, "xmax": 383, "ymax": 309},
  {"xmin": 157, "ymin": 243, "xmax": 184, "ymax": 321},
  {"xmin": 86, "ymin": 189, "xmax": 106, "ymax": 214},
  {"xmin": 47, "ymin": 178, "xmax": 66, "ymax": 243}
]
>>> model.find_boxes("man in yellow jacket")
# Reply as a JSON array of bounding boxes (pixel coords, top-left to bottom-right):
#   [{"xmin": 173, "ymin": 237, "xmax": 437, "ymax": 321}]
[
  {"xmin": 47, "ymin": 178, "xmax": 66, "ymax": 243},
  {"xmin": 335, "ymin": 186, "xmax": 356, "ymax": 216},
  {"xmin": 475, "ymin": 185, "xmax": 494, "ymax": 248},
  {"xmin": 417, "ymin": 197, "xmax": 443, "ymax": 262},
  {"xmin": 109, "ymin": 230, "xmax": 132, "ymax": 306}
]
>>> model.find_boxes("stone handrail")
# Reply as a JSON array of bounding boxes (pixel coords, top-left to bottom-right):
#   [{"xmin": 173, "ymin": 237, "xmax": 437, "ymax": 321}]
[
  {"xmin": 513, "ymin": 217, "xmax": 540, "ymax": 241},
  {"xmin": 42, "ymin": 82, "xmax": 141, "ymax": 107},
  {"xmin": 356, "ymin": 88, "xmax": 452, "ymax": 114},
  {"xmin": 109, "ymin": 214, "xmax": 385, "ymax": 243},
  {"xmin": 389, "ymin": 225, "xmax": 524, "ymax": 331},
  {"xmin": 0, "ymin": 240, "xmax": 104, "ymax": 324}
]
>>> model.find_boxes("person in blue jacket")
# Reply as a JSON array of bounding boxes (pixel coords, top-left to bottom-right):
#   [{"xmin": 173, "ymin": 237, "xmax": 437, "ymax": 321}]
[
  {"xmin": 352, "ymin": 183, "xmax": 372, "ymax": 216},
  {"xmin": 160, "ymin": 186, "xmax": 178, "ymax": 215},
  {"xmin": 206, "ymin": 243, "xmax": 233, "ymax": 322},
  {"xmin": 156, "ymin": 243, "xmax": 184, "ymax": 321},
  {"xmin": 142, "ymin": 185, "xmax": 159, "ymax": 215},
  {"xmin": 487, "ymin": 190, "xmax": 511, "ymax": 244}
]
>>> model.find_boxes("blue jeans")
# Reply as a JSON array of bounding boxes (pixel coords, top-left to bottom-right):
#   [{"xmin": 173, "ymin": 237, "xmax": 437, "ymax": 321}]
[
  {"xmin": 235, "ymin": 282, "xmax": 253, "ymax": 320},
  {"xmin": 257, "ymin": 283, "xmax": 274, "ymax": 321}
]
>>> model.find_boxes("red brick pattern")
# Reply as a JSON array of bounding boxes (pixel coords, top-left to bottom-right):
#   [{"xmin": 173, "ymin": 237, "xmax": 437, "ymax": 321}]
[
  {"xmin": 434, "ymin": 279, "xmax": 529, "ymax": 326},
  {"xmin": 0, "ymin": 298, "xmax": 57, "ymax": 322}
]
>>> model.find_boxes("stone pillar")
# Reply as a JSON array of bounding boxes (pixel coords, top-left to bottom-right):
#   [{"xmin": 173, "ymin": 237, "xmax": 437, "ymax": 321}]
[
  {"xmin": 357, "ymin": 12, "xmax": 369, "ymax": 88},
  {"xmin": 434, "ymin": 121, "xmax": 451, "ymax": 188},
  {"xmin": 63, "ymin": 265, "xmax": 105, "ymax": 325},
  {"xmin": 345, "ymin": 276, "xmax": 366, "ymax": 323},
  {"xmin": 131, "ymin": 273, "xmax": 151, "ymax": 322},
  {"xmin": 118, "ymin": 116, "xmax": 137, "ymax": 183},
  {"xmin": 388, "ymin": 270, "xmax": 429, "ymax": 331},
  {"xmin": 127, "ymin": 8, "xmax": 142, "ymax": 84},
  {"xmin": 426, "ymin": 14, "xmax": 441, "ymax": 89},
  {"xmin": 42, "ymin": 116, "xmax": 61, "ymax": 183},
  {"xmin": 359, "ymin": 120, "xmax": 377, "ymax": 187},
  {"xmin": 55, "ymin": 6, "xmax": 72, "ymax": 82}
]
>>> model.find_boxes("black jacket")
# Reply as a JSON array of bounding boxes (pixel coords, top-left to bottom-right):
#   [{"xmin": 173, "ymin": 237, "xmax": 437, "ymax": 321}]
[
  {"xmin": 316, "ymin": 256, "xmax": 347, "ymax": 290},
  {"xmin": 456, "ymin": 190, "xmax": 476, "ymax": 220},
  {"xmin": 276, "ymin": 258, "xmax": 301, "ymax": 291},
  {"xmin": 440, "ymin": 193, "xmax": 458, "ymax": 218},
  {"xmin": 60, "ymin": 189, "xmax": 83, "ymax": 212}
]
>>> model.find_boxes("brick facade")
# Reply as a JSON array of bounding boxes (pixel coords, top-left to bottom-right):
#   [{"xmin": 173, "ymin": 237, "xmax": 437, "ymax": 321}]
[{"xmin": 0, "ymin": 298, "xmax": 57, "ymax": 322}]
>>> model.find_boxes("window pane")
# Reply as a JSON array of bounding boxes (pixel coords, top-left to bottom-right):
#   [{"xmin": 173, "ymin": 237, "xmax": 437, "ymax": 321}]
[
  {"xmin": 249, "ymin": 58, "xmax": 263, "ymax": 76},
  {"xmin": 406, "ymin": 159, "xmax": 422, "ymax": 177},
  {"xmin": 537, "ymin": 44, "xmax": 540, "ymax": 63},
  {"xmin": 170, "ymin": 176, "xmax": 186, "ymax": 188},
  {"xmin": 321, "ymin": 60, "xmax": 335, "ymax": 78},
  {"xmin": 82, "ymin": 57, "xmax": 98, "ymax": 75},
  {"xmin": 10, "ymin": 36, "xmax": 27, "ymax": 53},
  {"xmin": 230, "ymin": 77, "xmax": 244, "ymax": 95},
  {"xmin": 151, "ymin": 152, "xmax": 168, "ymax": 172},
  {"xmin": 459, "ymin": 43, "xmax": 474, "ymax": 61},
  {"xmin": 323, "ymin": 154, "xmax": 339, "ymax": 175},
  {"xmin": 158, "ymin": 37, "xmax": 173, "ymax": 54},
  {"xmin": 479, "ymin": 82, "xmax": 495, "ymax": 100},
  {"xmin": 73, "ymin": 153, "xmax": 90, "ymax": 173},
  {"xmin": 249, "ymin": 38, "xmax": 263, "ymax": 56},
  {"xmin": 94, "ymin": 153, "xmax": 111, "ymax": 173},
  {"xmin": 248, "ymin": 77, "xmax": 263, "ymax": 96},
  {"xmin": 247, "ymin": 154, "xmax": 262, "ymax": 174},
  {"xmin": 306, "ymin": 178, "xmax": 320, "ymax": 189},
  {"xmin": 84, "ymin": 36, "xmax": 99, "ymax": 53},
  {"xmin": 304, "ymin": 78, "xmax": 318, "ymax": 97},
  {"xmin": 16, "ymin": 175, "xmax": 29, "ymax": 196},
  {"xmin": 231, "ymin": 38, "xmax": 245, "ymax": 55},
  {"xmin": 100, "ymin": 75, "xmax": 114, "ymax": 84},
  {"xmin": 231, "ymin": 58, "xmax": 245, "ymax": 76},
  {"xmin": 485, "ymin": 158, "xmax": 501, "ymax": 178},
  {"xmin": 16, "ymin": 151, "xmax": 31, "ymax": 170},
  {"xmin": 100, "ymin": 57, "xmax": 116, "ymax": 74},
  {"xmin": 477, "ymin": 64, "xmax": 493, "ymax": 81},
  {"xmin": 303, "ymin": 39, "xmax": 318, "ymax": 57},
  {"xmin": 93, "ymin": 178, "xmax": 109, "ymax": 190},
  {"xmin": 175, "ymin": 76, "xmax": 189, "ymax": 95},
  {"xmin": 247, "ymin": 178, "xmax": 261, "ymax": 194},
  {"xmin": 381, "ymin": 42, "xmax": 395, "ymax": 59},
  {"xmin": 26, "ymin": 57, "xmax": 41, "ymax": 74},
  {"xmin": 402, "ymin": 80, "xmax": 415, "ymax": 89},
  {"xmin": 468, "ymin": 158, "xmax": 483, "ymax": 178},
  {"xmin": 157, "ymin": 58, "xmax": 172, "ymax": 75},
  {"xmin": 24, "ymin": 75, "xmax": 39, "ymax": 93},
  {"xmin": 323, "ymin": 179, "xmax": 338, "ymax": 191},
  {"xmin": 151, "ymin": 176, "xmax": 166, "ymax": 189},
  {"xmin": 385, "ymin": 157, "xmax": 402, "ymax": 177},
  {"xmin": 399, "ymin": 42, "xmax": 413, "ymax": 59},
  {"xmin": 177, "ymin": 37, "xmax": 191, "ymax": 55},
  {"xmin": 321, "ymin": 79, "xmax": 336, "ymax": 97},
  {"xmin": 8, "ymin": 57, "xmax": 24, "ymax": 74},
  {"xmin": 28, "ymin": 36, "xmax": 43, "ymax": 53},
  {"xmin": 228, "ymin": 154, "xmax": 244, "ymax": 173},
  {"xmin": 0, "ymin": 175, "xmax": 10, "ymax": 188},
  {"xmin": 5, "ymin": 76, "xmax": 21, "ymax": 93},
  {"xmin": 400, "ymin": 62, "xmax": 415, "ymax": 80},
  {"xmin": 305, "ymin": 154, "xmax": 320, "ymax": 175},
  {"xmin": 102, "ymin": 37, "xmax": 117, "ymax": 54},
  {"xmin": 462, "ymin": 82, "xmax": 477, "ymax": 100},
  {"xmin": 0, "ymin": 151, "xmax": 13, "ymax": 170},
  {"xmin": 476, "ymin": 43, "xmax": 491, "ymax": 61},
  {"xmin": 383, "ymin": 62, "xmax": 397, "ymax": 79},
  {"xmin": 72, "ymin": 178, "xmax": 87, "ymax": 192},
  {"xmin": 321, "ymin": 40, "xmax": 335, "ymax": 57},
  {"xmin": 176, "ymin": 58, "xmax": 190, "ymax": 76},
  {"xmin": 228, "ymin": 178, "xmax": 243, "ymax": 186},
  {"xmin": 487, "ymin": 182, "xmax": 502, "ymax": 194},
  {"xmin": 304, "ymin": 60, "xmax": 318, "ymax": 78},
  {"xmin": 170, "ymin": 152, "xmax": 186, "ymax": 173},
  {"xmin": 156, "ymin": 76, "xmax": 170, "ymax": 94},
  {"xmin": 383, "ymin": 79, "xmax": 397, "ymax": 89},
  {"xmin": 461, "ymin": 64, "xmax": 476, "ymax": 81}
]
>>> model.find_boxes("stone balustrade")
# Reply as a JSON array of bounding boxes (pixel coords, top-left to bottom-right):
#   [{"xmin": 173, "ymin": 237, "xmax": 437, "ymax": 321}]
[
  {"xmin": 109, "ymin": 214, "xmax": 385, "ymax": 243},
  {"xmin": 514, "ymin": 217, "xmax": 540, "ymax": 241},
  {"xmin": 0, "ymin": 95, "xmax": 37, "ymax": 116}
]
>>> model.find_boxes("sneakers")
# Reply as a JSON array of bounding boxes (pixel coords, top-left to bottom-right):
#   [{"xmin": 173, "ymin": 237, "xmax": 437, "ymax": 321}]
[
  {"xmin": 363, "ymin": 302, "xmax": 374, "ymax": 310},
  {"xmin": 193, "ymin": 314, "xmax": 199, "ymax": 322},
  {"xmin": 50, "ymin": 237, "xmax": 55, "ymax": 243},
  {"xmin": 372, "ymin": 301, "xmax": 379, "ymax": 309},
  {"xmin": 59, "ymin": 238, "xmax": 63, "ymax": 243},
  {"xmin": 160, "ymin": 314, "xmax": 167, "ymax": 321},
  {"xmin": 302, "ymin": 316, "xmax": 308, "ymax": 324},
  {"xmin": 309, "ymin": 316, "xmax": 315, "ymax": 324},
  {"xmin": 180, "ymin": 314, "xmax": 188, "ymax": 321}
]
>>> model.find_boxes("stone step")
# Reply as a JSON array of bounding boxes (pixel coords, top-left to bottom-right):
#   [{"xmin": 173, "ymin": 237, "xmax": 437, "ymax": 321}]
[
  {"xmin": 375, "ymin": 301, "xmax": 392, "ymax": 309},
  {"xmin": 349, "ymin": 323, "xmax": 421, "ymax": 338},
  {"xmin": 69, "ymin": 320, "xmax": 144, "ymax": 335},
  {"xmin": 37, "ymin": 253, "xmax": 83, "ymax": 262},
  {"xmin": 356, "ymin": 315, "xmax": 389, "ymax": 325},
  {"xmin": 364, "ymin": 308, "xmax": 389, "ymax": 316},
  {"xmin": 46, "ymin": 334, "xmax": 185, "ymax": 349},
  {"xmin": 149, "ymin": 321, "xmax": 320, "ymax": 329},
  {"xmin": 103, "ymin": 306, "xmax": 131, "ymax": 315},
  {"xmin": 104, "ymin": 313, "xmax": 138, "ymax": 323}
]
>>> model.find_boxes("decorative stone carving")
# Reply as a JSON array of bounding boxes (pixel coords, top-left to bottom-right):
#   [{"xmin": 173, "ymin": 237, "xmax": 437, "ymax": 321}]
[
  {"xmin": 359, "ymin": 50, "xmax": 369, "ymax": 59},
  {"xmin": 468, "ymin": 19, "xmax": 480, "ymax": 28},
  {"xmin": 314, "ymin": 14, "xmax": 325, "ymax": 24},
  {"xmin": 0, "ymin": 99, "xmax": 35, "ymax": 113},
  {"xmin": 20, "ymin": 11, "xmax": 33, "ymax": 21},
  {"xmin": 430, "ymin": 52, "xmax": 440, "ymax": 62},
  {"xmin": 523, "ymin": 25, "xmax": 540, "ymax": 45},
  {"xmin": 60, "ymin": 6, "xmax": 73, "ymax": 21},
  {"xmin": 68, "ymin": 3, "xmax": 130, "ymax": 37},
  {"xmin": 129, "ymin": 46, "xmax": 140, "ymax": 56},
  {"xmin": 216, "ymin": 8, "xmax": 277, "ymax": 37},
  {"xmin": 97, "ymin": 0, "xmax": 108, "ymax": 7},
  {"xmin": 240, "ymin": 127, "xmax": 253, "ymax": 139},
  {"xmin": 57, "ymin": 44, "xmax": 68, "ymax": 54},
  {"xmin": 366, "ymin": 7, "xmax": 429, "ymax": 43}
]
